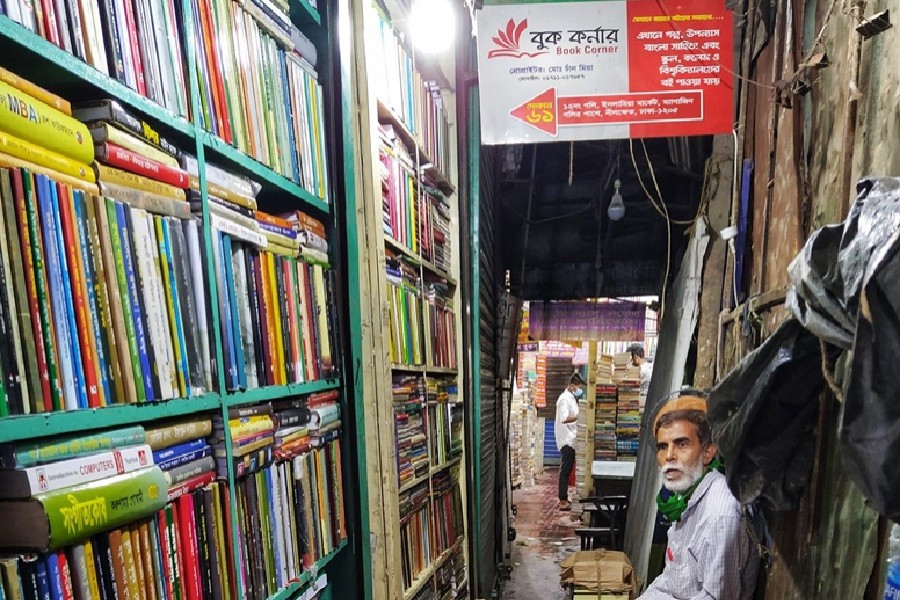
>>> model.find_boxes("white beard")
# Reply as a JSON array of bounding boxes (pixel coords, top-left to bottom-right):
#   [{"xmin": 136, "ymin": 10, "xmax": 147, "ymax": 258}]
[{"xmin": 659, "ymin": 458, "xmax": 705, "ymax": 493}]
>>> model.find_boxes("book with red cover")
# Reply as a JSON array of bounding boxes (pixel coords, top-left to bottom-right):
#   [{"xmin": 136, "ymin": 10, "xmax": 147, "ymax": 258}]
[
  {"xmin": 56, "ymin": 182, "xmax": 101, "ymax": 409},
  {"xmin": 95, "ymin": 142, "xmax": 189, "ymax": 188},
  {"xmin": 177, "ymin": 492, "xmax": 203, "ymax": 600},
  {"xmin": 120, "ymin": 0, "xmax": 146, "ymax": 95}
]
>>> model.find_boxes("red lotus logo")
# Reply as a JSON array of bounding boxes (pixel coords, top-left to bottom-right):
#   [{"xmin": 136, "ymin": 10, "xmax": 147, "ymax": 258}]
[{"xmin": 487, "ymin": 18, "xmax": 548, "ymax": 59}]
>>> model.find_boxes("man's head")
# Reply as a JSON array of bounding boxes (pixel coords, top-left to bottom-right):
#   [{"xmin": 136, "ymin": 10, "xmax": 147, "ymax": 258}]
[
  {"xmin": 628, "ymin": 343, "xmax": 646, "ymax": 366},
  {"xmin": 654, "ymin": 394, "xmax": 716, "ymax": 493},
  {"xmin": 567, "ymin": 373, "xmax": 585, "ymax": 396}
]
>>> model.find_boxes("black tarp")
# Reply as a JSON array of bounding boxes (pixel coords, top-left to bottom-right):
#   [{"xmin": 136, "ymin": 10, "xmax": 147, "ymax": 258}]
[{"xmin": 709, "ymin": 177, "xmax": 900, "ymax": 519}]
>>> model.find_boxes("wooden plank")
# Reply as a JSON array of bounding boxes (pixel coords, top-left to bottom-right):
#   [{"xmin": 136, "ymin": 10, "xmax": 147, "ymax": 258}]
[{"xmin": 694, "ymin": 134, "xmax": 735, "ymax": 389}]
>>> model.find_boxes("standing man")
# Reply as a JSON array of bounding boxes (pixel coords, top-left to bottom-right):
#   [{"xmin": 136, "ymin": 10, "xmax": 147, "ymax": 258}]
[
  {"xmin": 638, "ymin": 391, "xmax": 759, "ymax": 599},
  {"xmin": 628, "ymin": 342, "xmax": 653, "ymax": 396},
  {"xmin": 555, "ymin": 373, "xmax": 585, "ymax": 511}
]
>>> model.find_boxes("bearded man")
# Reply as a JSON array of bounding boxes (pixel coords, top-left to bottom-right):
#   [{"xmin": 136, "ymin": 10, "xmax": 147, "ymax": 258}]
[{"xmin": 638, "ymin": 392, "xmax": 759, "ymax": 600}]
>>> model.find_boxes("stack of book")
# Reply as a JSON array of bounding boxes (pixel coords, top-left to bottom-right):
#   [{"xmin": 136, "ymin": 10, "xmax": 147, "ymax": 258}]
[
  {"xmin": 380, "ymin": 128, "xmax": 419, "ymax": 252},
  {"xmin": 616, "ymin": 381, "xmax": 642, "ymax": 461},
  {"xmin": 399, "ymin": 480, "xmax": 431, "ymax": 592},
  {"xmin": 0, "ymin": 75, "xmax": 213, "ymax": 415},
  {"xmin": 149, "ymin": 416, "xmax": 215, "ymax": 500},
  {"xmin": 272, "ymin": 397, "xmax": 312, "ymax": 459},
  {"xmin": 594, "ymin": 384, "xmax": 618, "ymax": 461},
  {"xmin": 430, "ymin": 470, "xmax": 462, "ymax": 557},
  {"xmin": 533, "ymin": 355, "xmax": 547, "ymax": 408},
  {"xmin": 0, "ymin": 425, "xmax": 206, "ymax": 599},
  {"xmin": 423, "ymin": 280, "xmax": 457, "ymax": 370},
  {"xmin": 575, "ymin": 396, "xmax": 588, "ymax": 490},
  {"xmin": 212, "ymin": 405, "xmax": 276, "ymax": 479},
  {"xmin": 395, "ymin": 401, "xmax": 428, "ymax": 488},
  {"xmin": 385, "ymin": 251, "xmax": 425, "ymax": 366},
  {"xmin": 394, "ymin": 374, "xmax": 427, "ymax": 404},
  {"xmin": 597, "ymin": 354, "xmax": 615, "ymax": 384},
  {"xmin": 191, "ymin": 0, "xmax": 329, "ymax": 197},
  {"xmin": 0, "ymin": 4, "xmax": 189, "ymax": 117}
]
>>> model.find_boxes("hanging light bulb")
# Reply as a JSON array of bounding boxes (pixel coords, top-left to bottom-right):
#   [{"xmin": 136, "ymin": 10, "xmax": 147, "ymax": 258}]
[{"xmin": 608, "ymin": 179, "xmax": 625, "ymax": 221}]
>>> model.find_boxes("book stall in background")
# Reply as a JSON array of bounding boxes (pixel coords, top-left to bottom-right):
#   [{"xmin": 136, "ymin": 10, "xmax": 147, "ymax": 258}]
[
  {"xmin": 364, "ymin": 1, "xmax": 468, "ymax": 597},
  {"xmin": 0, "ymin": 0, "xmax": 354, "ymax": 597}
]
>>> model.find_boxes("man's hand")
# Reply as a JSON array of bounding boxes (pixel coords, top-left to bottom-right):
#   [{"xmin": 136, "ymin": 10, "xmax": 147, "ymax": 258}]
[{"xmin": 564, "ymin": 416, "xmax": 578, "ymax": 423}]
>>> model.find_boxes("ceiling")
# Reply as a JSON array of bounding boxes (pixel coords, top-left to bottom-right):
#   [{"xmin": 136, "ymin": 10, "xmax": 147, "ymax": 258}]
[{"xmin": 494, "ymin": 136, "xmax": 713, "ymax": 301}]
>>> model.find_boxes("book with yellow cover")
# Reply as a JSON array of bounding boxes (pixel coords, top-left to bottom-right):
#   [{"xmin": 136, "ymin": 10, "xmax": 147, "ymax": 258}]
[
  {"xmin": 0, "ymin": 80, "xmax": 92, "ymax": 164},
  {"xmin": 0, "ymin": 66, "xmax": 72, "ymax": 115},
  {"xmin": 96, "ymin": 164, "xmax": 186, "ymax": 201},
  {"xmin": 0, "ymin": 151, "xmax": 98, "ymax": 194},
  {"xmin": 0, "ymin": 130, "xmax": 95, "ymax": 182}
]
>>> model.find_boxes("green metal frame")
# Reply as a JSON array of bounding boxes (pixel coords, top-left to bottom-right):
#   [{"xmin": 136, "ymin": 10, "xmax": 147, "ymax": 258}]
[{"xmin": 336, "ymin": 0, "xmax": 375, "ymax": 596}]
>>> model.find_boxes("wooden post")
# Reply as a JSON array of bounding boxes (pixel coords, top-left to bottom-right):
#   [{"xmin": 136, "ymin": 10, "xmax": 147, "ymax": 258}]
[
  {"xmin": 694, "ymin": 135, "xmax": 735, "ymax": 389},
  {"xmin": 582, "ymin": 342, "xmax": 598, "ymax": 497}
]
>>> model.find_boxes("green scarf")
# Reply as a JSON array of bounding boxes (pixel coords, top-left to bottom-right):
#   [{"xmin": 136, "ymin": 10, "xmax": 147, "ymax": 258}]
[{"xmin": 656, "ymin": 457, "xmax": 723, "ymax": 523}]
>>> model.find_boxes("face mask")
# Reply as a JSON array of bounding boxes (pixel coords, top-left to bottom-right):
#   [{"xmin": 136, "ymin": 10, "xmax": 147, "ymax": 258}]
[{"xmin": 573, "ymin": 388, "xmax": 584, "ymax": 398}]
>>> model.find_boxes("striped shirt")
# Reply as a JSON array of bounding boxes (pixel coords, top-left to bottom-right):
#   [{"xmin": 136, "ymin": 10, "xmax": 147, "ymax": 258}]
[{"xmin": 638, "ymin": 470, "xmax": 759, "ymax": 600}]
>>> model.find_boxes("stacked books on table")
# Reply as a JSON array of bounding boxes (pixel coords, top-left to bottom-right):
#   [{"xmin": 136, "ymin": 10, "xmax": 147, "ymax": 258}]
[
  {"xmin": 594, "ymin": 384, "xmax": 618, "ymax": 461},
  {"xmin": 596, "ymin": 354, "xmax": 615, "ymax": 384},
  {"xmin": 0, "ymin": 421, "xmax": 237, "ymax": 600},
  {"xmin": 616, "ymin": 381, "xmax": 642, "ymax": 461}
]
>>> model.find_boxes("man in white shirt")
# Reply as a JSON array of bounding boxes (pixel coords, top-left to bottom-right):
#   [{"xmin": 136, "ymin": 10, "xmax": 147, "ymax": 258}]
[
  {"xmin": 639, "ymin": 392, "xmax": 759, "ymax": 600},
  {"xmin": 555, "ymin": 373, "xmax": 585, "ymax": 510},
  {"xmin": 628, "ymin": 343, "xmax": 653, "ymax": 396}
]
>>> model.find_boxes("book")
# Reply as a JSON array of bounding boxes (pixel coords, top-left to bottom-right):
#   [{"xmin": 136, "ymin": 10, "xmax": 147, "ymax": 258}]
[
  {"xmin": 0, "ymin": 467, "xmax": 168, "ymax": 551},
  {"xmin": 0, "ymin": 426, "xmax": 145, "ymax": 468},
  {"xmin": 0, "ymin": 66, "xmax": 71, "ymax": 115},
  {"xmin": 144, "ymin": 418, "xmax": 213, "ymax": 452},
  {"xmin": 72, "ymin": 100, "xmax": 179, "ymax": 157},
  {"xmin": 0, "ymin": 81, "xmax": 93, "ymax": 165},
  {"xmin": 0, "ymin": 130, "xmax": 94, "ymax": 183},
  {"xmin": 87, "ymin": 122, "xmax": 178, "ymax": 168},
  {"xmin": 0, "ymin": 444, "xmax": 154, "ymax": 499},
  {"xmin": 94, "ymin": 143, "xmax": 189, "ymax": 188},
  {"xmin": 95, "ymin": 164, "xmax": 186, "ymax": 201}
]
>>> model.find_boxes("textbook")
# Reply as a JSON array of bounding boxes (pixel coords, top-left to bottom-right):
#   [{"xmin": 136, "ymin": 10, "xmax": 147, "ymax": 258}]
[{"xmin": 0, "ymin": 426, "xmax": 146, "ymax": 469}]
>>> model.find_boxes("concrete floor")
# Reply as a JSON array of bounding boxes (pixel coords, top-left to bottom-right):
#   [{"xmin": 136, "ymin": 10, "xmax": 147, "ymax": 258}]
[{"xmin": 500, "ymin": 468, "xmax": 581, "ymax": 599}]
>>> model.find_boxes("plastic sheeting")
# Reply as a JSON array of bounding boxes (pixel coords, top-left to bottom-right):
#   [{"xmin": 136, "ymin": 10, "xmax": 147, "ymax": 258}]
[
  {"xmin": 710, "ymin": 177, "xmax": 900, "ymax": 519},
  {"xmin": 708, "ymin": 319, "xmax": 833, "ymax": 509}
]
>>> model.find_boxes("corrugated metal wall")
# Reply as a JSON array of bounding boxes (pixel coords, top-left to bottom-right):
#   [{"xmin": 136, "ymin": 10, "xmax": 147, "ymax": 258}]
[{"xmin": 477, "ymin": 145, "xmax": 501, "ymax": 596}]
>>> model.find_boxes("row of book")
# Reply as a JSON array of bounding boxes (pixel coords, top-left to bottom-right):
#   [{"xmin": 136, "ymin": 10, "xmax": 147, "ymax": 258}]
[
  {"xmin": 369, "ymin": 13, "xmax": 452, "ymax": 179},
  {"xmin": 386, "ymin": 252, "xmax": 425, "ymax": 367},
  {"xmin": 380, "ymin": 130, "xmax": 419, "ymax": 254},
  {"xmin": 423, "ymin": 281, "xmax": 457, "ymax": 370},
  {"xmin": 192, "ymin": 0, "xmax": 329, "ymax": 198},
  {"xmin": 427, "ymin": 403, "xmax": 462, "ymax": 468},
  {"xmin": 399, "ymin": 481, "xmax": 431, "ymax": 592},
  {"xmin": 616, "ymin": 381, "xmax": 642, "ymax": 461},
  {"xmin": 0, "ymin": 0, "xmax": 331, "ymax": 201},
  {"xmin": 433, "ymin": 545, "xmax": 467, "ymax": 600},
  {"xmin": 211, "ymin": 214, "xmax": 339, "ymax": 392},
  {"xmin": 0, "ymin": 68, "xmax": 339, "ymax": 414},
  {"xmin": 419, "ymin": 185, "xmax": 451, "ymax": 274},
  {"xmin": 1, "ymin": 0, "xmax": 189, "ymax": 117}
]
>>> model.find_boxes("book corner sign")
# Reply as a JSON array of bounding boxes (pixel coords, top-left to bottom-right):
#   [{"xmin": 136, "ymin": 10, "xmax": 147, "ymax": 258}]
[{"xmin": 476, "ymin": 0, "xmax": 734, "ymax": 145}]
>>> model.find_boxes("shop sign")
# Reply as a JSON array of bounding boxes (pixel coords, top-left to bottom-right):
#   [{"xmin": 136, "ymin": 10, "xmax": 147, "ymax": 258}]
[{"xmin": 476, "ymin": 0, "xmax": 734, "ymax": 144}]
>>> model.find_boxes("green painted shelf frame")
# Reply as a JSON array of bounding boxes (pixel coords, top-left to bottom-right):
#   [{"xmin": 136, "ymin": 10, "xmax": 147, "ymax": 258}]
[
  {"xmin": 266, "ymin": 540, "xmax": 347, "ymax": 600},
  {"xmin": 0, "ymin": 0, "xmax": 356, "ymax": 597}
]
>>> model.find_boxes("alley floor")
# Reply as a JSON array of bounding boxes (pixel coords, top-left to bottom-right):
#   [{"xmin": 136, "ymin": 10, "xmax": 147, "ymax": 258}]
[{"xmin": 501, "ymin": 467, "xmax": 581, "ymax": 599}]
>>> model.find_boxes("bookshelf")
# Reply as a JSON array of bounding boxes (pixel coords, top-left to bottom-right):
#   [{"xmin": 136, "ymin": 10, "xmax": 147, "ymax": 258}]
[
  {"xmin": 351, "ymin": 0, "xmax": 470, "ymax": 597},
  {"xmin": 0, "ymin": 0, "xmax": 355, "ymax": 598}
]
